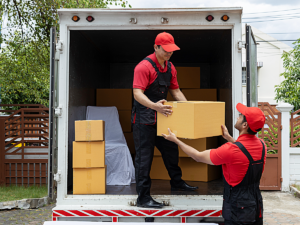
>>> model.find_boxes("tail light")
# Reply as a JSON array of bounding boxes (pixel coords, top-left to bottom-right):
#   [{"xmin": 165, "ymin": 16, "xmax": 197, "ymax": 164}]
[
  {"xmin": 86, "ymin": 16, "xmax": 94, "ymax": 22},
  {"xmin": 221, "ymin": 15, "xmax": 230, "ymax": 22},
  {"xmin": 72, "ymin": 15, "xmax": 80, "ymax": 22},
  {"xmin": 206, "ymin": 15, "xmax": 214, "ymax": 22}
]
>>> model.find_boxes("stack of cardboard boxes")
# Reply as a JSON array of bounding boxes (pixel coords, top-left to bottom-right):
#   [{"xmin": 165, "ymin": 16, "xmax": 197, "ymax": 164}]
[
  {"xmin": 151, "ymin": 67, "xmax": 223, "ymax": 182},
  {"xmin": 73, "ymin": 120, "xmax": 106, "ymax": 194},
  {"xmin": 96, "ymin": 89, "xmax": 135, "ymax": 156}
]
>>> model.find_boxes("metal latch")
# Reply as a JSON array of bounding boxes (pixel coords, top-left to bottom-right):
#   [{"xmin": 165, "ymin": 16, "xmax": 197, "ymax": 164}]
[
  {"xmin": 54, "ymin": 105, "xmax": 63, "ymax": 117},
  {"xmin": 161, "ymin": 17, "xmax": 169, "ymax": 24},
  {"xmin": 129, "ymin": 18, "xmax": 137, "ymax": 24},
  {"xmin": 56, "ymin": 40, "xmax": 63, "ymax": 54},
  {"xmin": 54, "ymin": 170, "xmax": 61, "ymax": 183},
  {"xmin": 238, "ymin": 41, "xmax": 245, "ymax": 50}
]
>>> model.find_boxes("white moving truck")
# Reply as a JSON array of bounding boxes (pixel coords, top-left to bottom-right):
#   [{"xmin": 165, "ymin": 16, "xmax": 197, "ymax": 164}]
[{"xmin": 48, "ymin": 7, "xmax": 258, "ymax": 223}]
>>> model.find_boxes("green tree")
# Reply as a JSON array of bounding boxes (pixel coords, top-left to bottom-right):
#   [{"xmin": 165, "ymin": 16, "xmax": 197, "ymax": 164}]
[
  {"xmin": 0, "ymin": 0, "xmax": 131, "ymax": 106},
  {"xmin": 275, "ymin": 38, "xmax": 300, "ymax": 110}
]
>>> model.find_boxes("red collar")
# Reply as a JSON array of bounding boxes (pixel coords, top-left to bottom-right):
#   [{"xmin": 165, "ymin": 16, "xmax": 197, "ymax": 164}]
[
  {"xmin": 149, "ymin": 52, "xmax": 168, "ymax": 73},
  {"xmin": 236, "ymin": 134, "xmax": 257, "ymax": 142}
]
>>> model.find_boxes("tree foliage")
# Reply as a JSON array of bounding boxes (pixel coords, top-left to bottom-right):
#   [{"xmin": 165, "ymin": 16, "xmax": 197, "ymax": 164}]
[
  {"xmin": 275, "ymin": 38, "xmax": 300, "ymax": 111},
  {"xmin": 0, "ymin": 0, "xmax": 131, "ymax": 106}
]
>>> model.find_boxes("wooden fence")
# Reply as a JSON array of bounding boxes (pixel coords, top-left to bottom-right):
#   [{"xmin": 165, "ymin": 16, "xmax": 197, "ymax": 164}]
[
  {"xmin": 0, "ymin": 104, "xmax": 49, "ymax": 186},
  {"xmin": 290, "ymin": 108, "xmax": 300, "ymax": 147}
]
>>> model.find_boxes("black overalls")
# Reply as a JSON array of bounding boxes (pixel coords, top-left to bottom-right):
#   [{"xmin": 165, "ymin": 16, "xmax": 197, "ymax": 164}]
[
  {"xmin": 222, "ymin": 140, "xmax": 265, "ymax": 225},
  {"xmin": 131, "ymin": 58, "xmax": 184, "ymax": 204}
]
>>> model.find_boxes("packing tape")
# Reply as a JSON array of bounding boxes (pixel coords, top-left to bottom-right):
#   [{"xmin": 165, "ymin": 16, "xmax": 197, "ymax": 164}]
[
  {"xmin": 87, "ymin": 170, "xmax": 92, "ymax": 179},
  {"xmin": 86, "ymin": 121, "xmax": 91, "ymax": 141},
  {"xmin": 86, "ymin": 142, "xmax": 91, "ymax": 154},
  {"xmin": 174, "ymin": 130, "xmax": 178, "ymax": 136},
  {"xmin": 86, "ymin": 159, "xmax": 91, "ymax": 167},
  {"xmin": 86, "ymin": 183, "xmax": 91, "ymax": 194},
  {"xmin": 173, "ymin": 102, "xmax": 177, "ymax": 108}
]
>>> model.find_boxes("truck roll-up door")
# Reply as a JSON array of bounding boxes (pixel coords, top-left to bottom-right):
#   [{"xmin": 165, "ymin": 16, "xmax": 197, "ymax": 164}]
[{"xmin": 245, "ymin": 24, "xmax": 258, "ymax": 107}]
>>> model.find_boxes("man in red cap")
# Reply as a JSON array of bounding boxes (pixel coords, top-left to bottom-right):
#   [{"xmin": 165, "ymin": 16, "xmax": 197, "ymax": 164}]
[
  {"xmin": 162, "ymin": 103, "xmax": 267, "ymax": 225},
  {"xmin": 132, "ymin": 32, "xmax": 198, "ymax": 208}
]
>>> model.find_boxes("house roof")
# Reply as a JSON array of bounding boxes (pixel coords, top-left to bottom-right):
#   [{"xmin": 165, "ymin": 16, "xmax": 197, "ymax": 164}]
[{"xmin": 242, "ymin": 25, "xmax": 293, "ymax": 51}]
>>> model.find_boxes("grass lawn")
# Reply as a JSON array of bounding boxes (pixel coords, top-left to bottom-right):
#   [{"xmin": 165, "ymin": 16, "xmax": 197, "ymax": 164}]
[{"xmin": 0, "ymin": 185, "xmax": 48, "ymax": 202}]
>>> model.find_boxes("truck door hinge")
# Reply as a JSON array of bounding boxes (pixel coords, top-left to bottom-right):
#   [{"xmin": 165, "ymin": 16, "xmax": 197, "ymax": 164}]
[
  {"xmin": 280, "ymin": 125, "xmax": 282, "ymax": 130},
  {"xmin": 54, "ymin": 170, "xmax": 61, "ymax": 183},
  {"xmin": 56, "ymin": 40, "xmax": 63, "ymax": 54},
  {"xmin": 54, "ymin": 105, "xmax": 63, "ymax": 117},
  {"xmin": 280, "ymin": 177, "xmax": 283, "ymax": 182},
  {"xmin": 238, "ymin": 41, "xmax": 246, "ymax": 50}
]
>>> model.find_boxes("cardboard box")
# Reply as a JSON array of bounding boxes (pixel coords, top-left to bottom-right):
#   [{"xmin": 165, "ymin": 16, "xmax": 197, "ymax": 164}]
[
  {"xmin": 181, "ymin": 89, "xmax": 217, "ymax": 101},
  {"xmin": 154, "ymin": 137, "xmax": 218, "ymax": 157},
  {"xmin": 119, "ymin": 110, "xmax": 132, "ymax": 133},
  {"xmin": 96, "ymin": 89, "xmax": 132, "ymax": 110},
  {"xmin": 157, "ymin": 101, "xmax": 225, "ymax": 139},
  {"xmin": 180, "ymin": 158, "xmax": 221, "ymax": 182},
  {"xmin": 150, "ymin": 156, "xmax": 170, "ymax": 180},
  {"xmin": 167, "ymin": 92, "xmax": 174, "ymax": 101},
  {"xmin": 73, "ymin": 167, "xmax": 106, "ymax": 194},
  {"xmin": 73, "ymin": 141, "xmax": 105, "ymax": 168},
  {"xmin": 75, "ymin": 120, "xmax": 105, "ymax": 141},
  {"xmin": 124, "ymin": 132, "xmax": 135, "ymax": 154},
  {"xmin": 150, "ymin": 156, "xmax": 221, "ymax": 182},
  {"xmin": 176, "ymin": 67, "xmax": 200, "ymax": 89}
]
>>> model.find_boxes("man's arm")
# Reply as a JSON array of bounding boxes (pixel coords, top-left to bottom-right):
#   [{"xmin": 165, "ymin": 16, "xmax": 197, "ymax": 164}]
[
  {"xmin": 133, "ymin": 88, "xmax": 173, "ymax": 117},
  {"xmin": 162, "ymin": 128, "xmax": 214, "ymax": 165},
  {"xmin": 169, "ymin": 88, "xmax": 187, "ymax": 101}
]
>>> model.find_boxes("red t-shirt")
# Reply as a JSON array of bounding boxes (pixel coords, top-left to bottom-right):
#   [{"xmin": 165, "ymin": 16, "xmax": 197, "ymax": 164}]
[
  {"xmin": 132, "ymin": 53, "xmax": 179, "ymax": 90},
  {"xmin": 210, "ymin": 134, "xmax": 267, "ymax": 187}
]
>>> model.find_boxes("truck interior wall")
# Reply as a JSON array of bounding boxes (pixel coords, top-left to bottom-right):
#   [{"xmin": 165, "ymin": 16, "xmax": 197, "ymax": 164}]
[{"xmin": 68, "ymin": 30, "xmax": 232, "ymax": 190}]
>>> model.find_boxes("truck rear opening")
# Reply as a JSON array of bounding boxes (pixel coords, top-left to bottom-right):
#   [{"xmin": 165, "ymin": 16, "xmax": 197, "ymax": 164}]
[
  {"xmin": 52, "ymin": 8, "xmax": 244, "ymax": 223},
  {"xmin": 67, "ymin": 29, "xmax": 232, "ymax": 193}
]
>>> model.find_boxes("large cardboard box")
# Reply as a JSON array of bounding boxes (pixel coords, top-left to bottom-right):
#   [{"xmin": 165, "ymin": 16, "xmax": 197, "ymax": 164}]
[
  {"xmin": 154, "ymin": 137, "xmax": 218, "ymax": 157},
  {"xmin": 73, "ymin": 141, "xmax": 105, "ymax": 168},
  {"xmin": 73, "ymin": 167, "xmax": 106, "ymax": 194},
  {"xmin": 180, "ymin": 158, "xmax": 221, "ymax": 182},
  {"xmin": 157, "ymin": 101, "xmax": 225, "ymax": 139},
  {"xmin": 181, "ymin": 89, "xmax": 217, "ymax": 101},
  {"xmin": 167, "ymin": 89, "xmax": 217, "ymax": 102},
  {"xmin": 167, "ymin": 92, "xmax": 174, "ymax": 101},
  {"xmin": 150, "ymin": 156, "xmax": 170, "ymax": 180},
  {"xmin": 124, "ymin": 132, "xmax": 135, "ymax": 154},
  {"xmin": 75, "ymin": 120, "xmax": 105, "ymax": 141},
  {"xmin": 96, "ymin": 89, "xmax": 132, "ymax": 110},
  {"xmin": 118, "ymin": 110, "xmax": 132, "ymax": 132},
  {"xmin": 150, "ymin": 156, "xmax": 221, "ymax": 182},
  {"xmin": 176, "ymin": 67, "xmax": 200, "ymax": 89}
]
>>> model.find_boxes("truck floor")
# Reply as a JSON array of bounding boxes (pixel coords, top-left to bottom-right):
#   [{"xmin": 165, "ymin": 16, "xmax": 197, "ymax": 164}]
[{"xmin": 105, "ymin": 179, "xmax": 223, "ymax": 195}]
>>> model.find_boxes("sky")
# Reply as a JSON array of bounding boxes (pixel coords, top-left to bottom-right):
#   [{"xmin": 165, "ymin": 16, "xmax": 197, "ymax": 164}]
[{"xmin": 117, "ymin": 0, "xmax": 300, "ymax": 48}]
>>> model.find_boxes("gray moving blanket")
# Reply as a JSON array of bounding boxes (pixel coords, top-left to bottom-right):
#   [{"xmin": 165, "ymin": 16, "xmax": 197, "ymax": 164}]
[{"xmin": 86, "ymin": 106, "xmax": 135, "ymax": 185}]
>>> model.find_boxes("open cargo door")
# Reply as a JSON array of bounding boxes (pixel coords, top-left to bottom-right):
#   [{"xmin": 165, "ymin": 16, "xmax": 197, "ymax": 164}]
[
  {"xmin": 48, "ymin": 27, "xmax": 59, "ymax": 200},
  {"xmin": 245, "ymin": 24, "xmax": 258, "ymax": 107}
]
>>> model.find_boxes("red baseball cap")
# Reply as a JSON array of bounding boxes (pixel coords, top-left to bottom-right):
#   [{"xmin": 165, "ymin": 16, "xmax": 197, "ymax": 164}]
[
  {"xmin": 236, "ymin": 103, "xmax": 265, "ymax": 132},
  {"xmin": 155, "ymin": 32, "xmax": 180, "ymax": 52}
]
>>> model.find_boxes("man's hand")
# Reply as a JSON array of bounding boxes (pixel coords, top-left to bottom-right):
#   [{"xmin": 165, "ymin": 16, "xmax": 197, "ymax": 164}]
[
  {"xmin": 162, "ymin": 128, "xmax": 178, "ymax": 143},
  {"xmin": 221, "ymin": 125, "xmax": 235, "ymax": 143},
  {"xmin": 154, "ymin": 99, "xmax": 173, "ymax": 117}
]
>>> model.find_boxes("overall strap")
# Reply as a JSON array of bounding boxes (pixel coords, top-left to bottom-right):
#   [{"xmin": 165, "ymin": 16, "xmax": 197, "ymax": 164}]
[
  {"xmin": 234, "ymin": 142, "xmax": 254, "ymax": 163},
  {"xmin": 144, "ymin": 58, "xmax": 159, "ymax": 74}
]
